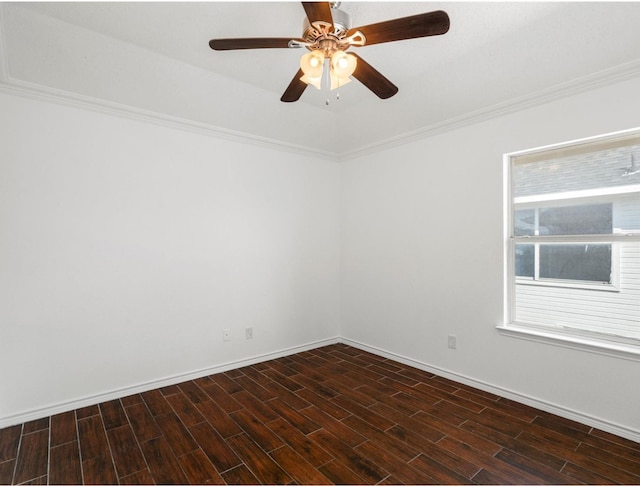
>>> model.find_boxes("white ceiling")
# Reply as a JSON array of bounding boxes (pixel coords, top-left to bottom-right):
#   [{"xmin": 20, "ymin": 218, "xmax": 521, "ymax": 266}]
[{"xmin": 2, "ymin": 1, "xmax": 640, "ymax": 157}]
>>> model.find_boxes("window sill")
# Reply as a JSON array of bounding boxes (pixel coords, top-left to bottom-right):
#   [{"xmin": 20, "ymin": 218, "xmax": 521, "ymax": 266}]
[{"xmin": 496, "ymin": 324, "xmax": 640, "ymax": 362}]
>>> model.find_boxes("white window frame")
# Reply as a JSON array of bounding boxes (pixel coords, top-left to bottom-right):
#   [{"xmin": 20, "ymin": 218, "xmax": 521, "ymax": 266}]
[
  {"xmin": 514, "ymin": 196, "xmax": 620, "ymax": 291},
  {"xmin": 499, "ymin": 128, "xmax": 640, "ymax": 361}
]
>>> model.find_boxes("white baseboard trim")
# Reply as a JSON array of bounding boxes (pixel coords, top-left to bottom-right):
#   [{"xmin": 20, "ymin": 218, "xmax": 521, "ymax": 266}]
[
  {"xmin": 4, "ymin": 335, "xmax": 639, "ymax": 443},
  {"xmin": 0, "ymin": 337, "xmax": 339, "ymax": 429},
  {"xmin": 339, "ymin": 337, "xmax": 640, "ymax": 444}
]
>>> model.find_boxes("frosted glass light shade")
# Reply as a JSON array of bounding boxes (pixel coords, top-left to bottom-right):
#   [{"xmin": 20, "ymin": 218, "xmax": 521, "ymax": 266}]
[
  {"xmin": 300, "ymin": 74, "xmax": 322, "ymax": 90},
  {"xmin": 300, "ymin": 50, "xmax": 325, "ymax": 79},
  {"xmin": 330, "ymin": 51, "xmax": 357, "ymax": 79}
]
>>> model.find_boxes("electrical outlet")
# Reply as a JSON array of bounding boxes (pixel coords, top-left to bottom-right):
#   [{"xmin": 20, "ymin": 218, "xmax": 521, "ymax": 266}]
[
  {"xmin": 245, "ymin": 327, "xmax": 253, "ymax": 340},
  {"xmin": 223, "ymin": 329, "xmax": 231, "ymax": 342},
  {"xmin": 448, "ymin": 334, "xmax": 457, "ymax": 349}
]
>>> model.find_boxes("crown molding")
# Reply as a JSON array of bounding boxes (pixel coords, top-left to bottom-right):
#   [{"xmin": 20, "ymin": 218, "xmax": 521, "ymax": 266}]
[
  {"xmin": 0, "ymin": 78, "xmax": 339, "ymax": 161},
  {"xmin": 339, "ymin": 59, "xmax": 640, "ymax": 161}
]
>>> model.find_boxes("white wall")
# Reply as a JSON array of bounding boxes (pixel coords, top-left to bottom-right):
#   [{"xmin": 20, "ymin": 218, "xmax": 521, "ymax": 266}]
[
  {"xmin": 3, "ymin": 74, "xmax": 640, "ymax": 440},
  {"xmin": 0, "ymin": 92, "xmax": 341, "ymax": 424},
  {"xmin": 341, "ymin": 76, "xmax": 640, "ymax": 439}
]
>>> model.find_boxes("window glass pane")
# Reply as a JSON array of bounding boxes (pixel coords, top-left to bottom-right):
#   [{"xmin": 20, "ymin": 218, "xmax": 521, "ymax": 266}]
[
  {"xmin": 539, "ymin": 244, "xmax": 612, "ymax": 283},
  {"xmin": 538, "ymin": 204, "xmax": 612, "ymax": 235},
  {"xmin": 514, "ymin": 209, "xmax": 535, "ymax": 236},
  {"xmin": 515, "ymin": 244, "xmax": 534, "ymax": 277}
]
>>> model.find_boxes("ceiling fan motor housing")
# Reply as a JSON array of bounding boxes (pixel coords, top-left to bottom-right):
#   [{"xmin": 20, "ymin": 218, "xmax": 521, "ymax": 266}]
[{"xmin": 302, "ymin": 7, "xmax": 351, "ymax": 43}]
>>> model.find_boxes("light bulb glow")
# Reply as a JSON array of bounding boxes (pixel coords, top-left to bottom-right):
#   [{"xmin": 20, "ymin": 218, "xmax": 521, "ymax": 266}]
[
  {"xmin": 330, "ymin": 51, "xmax": 357, "ymax": 80},
  {"xmin": 300, "ymin": 50, "xmax": 325, "ymax": 79},
  {"xmin": 328, "ymin": 51, "xmax": 356, "ymax": 91}
]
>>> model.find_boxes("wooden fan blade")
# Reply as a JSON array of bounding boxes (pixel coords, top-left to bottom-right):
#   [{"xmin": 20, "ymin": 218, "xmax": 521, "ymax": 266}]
[
  {"xmin": 209, "ymin": 38, "xmax": 303, "ymax": 50},
  {"xmin": 347, "ymin": 10, "xmax": 450, "ymax": 46},
  {"xmin": 281, "ymin": 69, "xmax": 308, "ymax": 102},
  {"xmin": 351, "ymin": 54, "xmax": 398, "ymax": 99},
  {"xmin": 302, "ymin": 2, "xmax": 333, "ymax": 25}
]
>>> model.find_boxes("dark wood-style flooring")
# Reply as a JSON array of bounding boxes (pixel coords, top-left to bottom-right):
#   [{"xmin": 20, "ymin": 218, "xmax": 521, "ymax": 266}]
[{"xmin": 1, "ymin": 343, "xmax": 640, "ymax": 485}]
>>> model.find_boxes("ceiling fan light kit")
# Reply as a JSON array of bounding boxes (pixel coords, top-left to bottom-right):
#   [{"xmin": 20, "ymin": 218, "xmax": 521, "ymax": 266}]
[{"xmin": 208, "ymin": 2, "xmax": 450, "ymax": 103}]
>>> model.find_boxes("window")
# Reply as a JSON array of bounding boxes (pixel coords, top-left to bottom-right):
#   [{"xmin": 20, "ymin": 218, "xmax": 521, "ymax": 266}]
[
  {"xmin": 502, "ymin": 129, "xmax": 640, "ymax": 357},
  {"xmin": 515, "ymin": 203, "xmax": 614, "ymax": 286}
]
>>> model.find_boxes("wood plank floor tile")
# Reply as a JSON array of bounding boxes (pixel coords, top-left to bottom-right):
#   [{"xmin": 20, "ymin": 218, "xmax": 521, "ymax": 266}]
[
  {"xmin": 412, "ymin": 410, "xmax": 502, "ymax": 455},
  {"xmin": 159, "ymin": 384, "xmax": 182, "ymax": 396},
  {"xmin": 22, "ymin": 418, "xmax": 49, "ymax": 434},
  {"xmin": 0, "ymin": 424, "xmax": 22, "ymax": 463},
  {"xmin": 229, "ymin": 408, "xmax": 284, "ymax": 452},
  {"xmin": 188, "ymin": 422, "xmax": 241, "ymax": 472},
  {"xmin": 209, "ymin": 373, "xmax": 244, "ymax": 394},
  {"xmin": 265, "ymin": 418, "xmax": 334, "ymax": 468},
  {"xmin": 331, "ymin": 395, "xmax": 396, "ymax": 432},
  {"xmin": 154, "ymin": 412, "xmax": 199, "ymax": 457},
  {"xmin": 309, "ymin": 428, "xmax": 388, "ymax": 484},
  {"xmin": 231, "ymin": 390, "xmax": 279, "ymax": 423},
  {"xmin": 494, "ymin": 448, "xmax": 577, "ymax": 484},
  {"xmin": 119, "ymin": 468, "xmax": 155, "ymax": 485},
  {"xmin": 295, "ymin": 387, "xmax": 351, "ymax": 420},
  {"xmin": 267, "ymin": 399, "xmax": 321, "ymax": 435},
  {"xmin": 298, "ymin": 405, "xmax": 365, "ymax": 448},
  {"xmin": 106, "ymin": 424, "xmax": 148, "ymax": 479},
  {"xmin": 220, "ymin": 464, "xmax": 259, "ymax": 485},
  {"xmin": 77, "ymin": 415, "xmax": 110, "ymax": 461},
  {"xmin": 0, "ymin": 459, "xmax": 16, "ymax": 484},
  {"xmin": 409, "ymin": 452, "xmax": 476, "ymax": 485},
  {"xmin": 141, "ymin": 389, "xmax": 173, "ymax": 416},
  {"xmin": 49, "ymin": 441, "xmax": 82, "ymax": 485},
  {"xmin": 269, "ymin": 445, "xmax": 332, "ymax": 485},
  {"xmin": 233, "ymin": 375, "xmax": 276, "ymax": 402},
  {"xmin": 561, "ymin": 461, "xmax": 616, "ymax": 484},
  {"xmin": 317, "ymin": 459, "xmax": 370, "ymax": 485},
  {"xmin": 199, "ymin": 382, "xmax": 244, "ymax": 413},
  {"xmin": 264, "ymin": 381, "xmax": 312, "ymax": 410},
  {"xmin": 99, "ymin": 399, "xmax": 129, "ymax": 430},
  {"xmin": 195, "ymin": 399, "xmax": 243, "ymax": 439},
  {"xmin": 409, "ymin": 438, "xmax": 482, "ymax": 480},
  {"xmin": 50, "ymin": 411, "xmax": 77, "ymax": 447},
  {"xmin": 75, "ymin": 405, "xmax": 99, "ymax": 419},
  {"xmin": 13, "ymin": 429, "xmax": 48, "ymax": 485},
  {"xmin": 140, "ymin": 436, "xmax": 188, "ymax": 485},
  {"xmin": 124, "ymin": 402, "xmax": 162, "ymax": 443},
  {"xmin": 81, "ymin": 455, "xmax": 118, "ymax": 485},
  {"xmin": 178, "ymin": 380, "xmax": 210, "ymax": 404},
  {"xmin": 342, "ymin": 414, "xmax": 421, "ymax": 463},
  {"xmin": 226, "ymin": 433, "xmax": 292, "ymax": 485},
  {"xmin": 164, "ymin": 392, "xmax": 206, "ymax": 428},
  {"xmin": 417, "ymin": 401, "xmax": 472, "ymax": 426},
  {"xmin": 582, "ymin": 432, "xmax": 640, "ymax": 463},
  {"xmin": 355, "ymin": 440, "xmax": 436, "ymax": 484},
  {"xmin": 260, "ymin": 368, "xmax": 304, "ymax": 392},
  {"xmin": 369, "ymin": 402, "xmax": 445, "ymax": 443},
  {"xmin": 243, "ymin": 365, "xmax": 276, "ymax": 389},
  {"xmin": 120, "ymin": 393, "xmax": 144, "ymax": 408},
  {"xmin": 4, "ymin": 344, "xmax": 640, "ymax": 485},
  {"xmin": 289, "ymin": 373, "xmax": 340, "ymax": 400},
  {"xmin": 22, "ymin": 474, "xmax": 47, "ymax": 485},
  {"xmin": 178, "ymin": 449, "xmax": 225, "ymax": 485}
]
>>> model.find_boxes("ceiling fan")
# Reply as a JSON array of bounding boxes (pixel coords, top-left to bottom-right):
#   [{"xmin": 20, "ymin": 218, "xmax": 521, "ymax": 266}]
[{"xmin": 209, "ymin": 2, "xmax": 450, "ymax": 102}]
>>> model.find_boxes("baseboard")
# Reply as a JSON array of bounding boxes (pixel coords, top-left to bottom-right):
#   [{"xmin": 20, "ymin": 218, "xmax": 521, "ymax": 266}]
[
  {"xmin": 0, "ymin": 337, "xmax": 340, "ymax": 429},
  {"xmin": 339, "ymin": 337, "xmax": 640, "ymax": 444}
]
